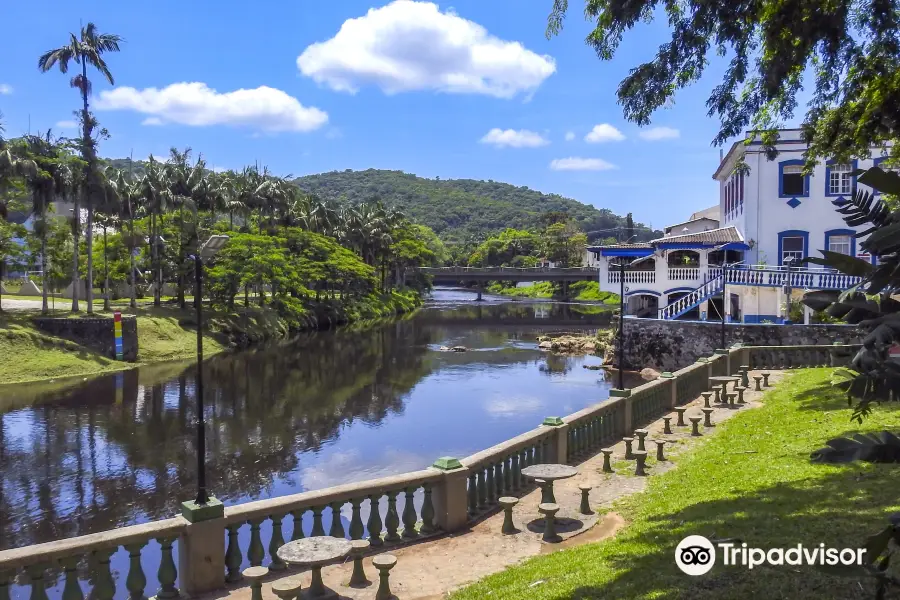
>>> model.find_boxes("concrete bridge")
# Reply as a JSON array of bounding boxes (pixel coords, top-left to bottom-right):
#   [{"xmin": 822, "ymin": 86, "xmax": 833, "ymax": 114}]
[{"xmin": 420, "ymin": 266, "xmax": 599, "ymax": 299}]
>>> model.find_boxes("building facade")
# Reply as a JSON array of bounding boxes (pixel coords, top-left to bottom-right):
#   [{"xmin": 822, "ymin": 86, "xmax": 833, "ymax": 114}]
[{"xmin": 589, "ymin": 129, "xmax": 887, "ymax": 323}]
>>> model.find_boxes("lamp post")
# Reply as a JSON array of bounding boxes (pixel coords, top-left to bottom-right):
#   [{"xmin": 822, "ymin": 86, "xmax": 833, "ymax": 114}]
[
  {"xmin": 720, "ymin": 261, "xmax": 728, "ymax": 350},
  {"xmin": 192, "ymin": 234, "xmax": 229, "ymax": 506},
  {"xmin": 618, "ymin": 260, "xmax": 625, "ymax": 390},
  {"xmin": 784, "ymin": 258, "xmax": 795, "ymax": 324}
]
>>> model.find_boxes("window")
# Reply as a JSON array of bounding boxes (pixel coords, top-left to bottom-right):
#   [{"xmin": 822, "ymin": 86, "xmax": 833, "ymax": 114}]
[
  {"xmin": 782, "ymin": 165, "xmax": 805, "ymax": 196},
  {"xmin": 781, "ymin": 236, "xmax": 805, "ymax": 264},
  {"xmin": 829, "ymin": 163, "xmax": 853, "ymax": 195},
  {"xmin": 828, "ymin": 234, "xmax": 851, "ymax": 255}
]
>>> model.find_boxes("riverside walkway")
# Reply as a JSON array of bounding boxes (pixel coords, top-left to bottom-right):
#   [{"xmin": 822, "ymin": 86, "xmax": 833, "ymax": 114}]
[{"xmin": 195, "ymin": 367, "xmax": 785, "ymax": 599}]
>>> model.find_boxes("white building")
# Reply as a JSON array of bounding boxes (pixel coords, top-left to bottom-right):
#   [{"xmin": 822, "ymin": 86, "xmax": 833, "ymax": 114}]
[{"xmin": 589, "ymin": 128, "xmax": 889, "ymax": 323}]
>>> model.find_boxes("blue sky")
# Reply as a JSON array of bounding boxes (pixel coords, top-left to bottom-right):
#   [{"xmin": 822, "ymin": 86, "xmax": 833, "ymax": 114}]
[{"xmin": 1, "ymin": 0, "xmax": 742, "ymax": 228}]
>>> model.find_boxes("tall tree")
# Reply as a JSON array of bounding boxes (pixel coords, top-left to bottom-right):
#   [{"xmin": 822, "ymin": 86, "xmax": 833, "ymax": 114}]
[
  {"xmin": 39, "ymin": 22, "xmax": 123, "ymax": 313},
  {"xmin": 625, "ymin": 213, "xmax": 634, "ymax": 242},
  {"xmin": 546, "ymin": 0, "xmax": 900, "ymax": 163}
]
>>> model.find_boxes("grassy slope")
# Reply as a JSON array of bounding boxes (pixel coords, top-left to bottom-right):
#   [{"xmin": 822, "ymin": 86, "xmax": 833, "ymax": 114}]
[
  {"xmin": 488, "ymin": 281, "xmax": 619, "ymax": 303},
  {"xmin": 0, "ymin": 290, "xmax": 420, "ymax": 385},
  {"xmin": 453, "ymin": 369, "xmax": 900, "ymax": 600}
]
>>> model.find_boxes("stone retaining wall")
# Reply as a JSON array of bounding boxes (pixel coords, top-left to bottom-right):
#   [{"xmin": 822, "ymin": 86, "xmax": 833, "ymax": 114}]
[
  {"xmin": 613, "ymin": 319, "xmax": 861, "ymax": 371},
  {"xmin": 33, "ymin": 316, "xmax": 138, "ymax": 362}
]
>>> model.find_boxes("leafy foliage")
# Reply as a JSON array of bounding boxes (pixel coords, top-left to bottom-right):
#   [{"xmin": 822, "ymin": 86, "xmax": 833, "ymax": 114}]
[
  {"xmin": 546, "ymin": 0, "xmax": 900, "ymax": 164},
  {"xmin": 802, "ymin": 167, "xmax": 900, "ymax": 420}
]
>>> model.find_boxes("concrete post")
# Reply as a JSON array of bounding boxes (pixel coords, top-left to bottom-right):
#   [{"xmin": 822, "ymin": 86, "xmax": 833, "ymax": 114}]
[
  {"xmin": 663, "ymin": 374, "xmax": 677, "ymax": 408},
  {"xmin": 609, "ymin": 388, "xmax": 634, "ymax": 432},
  {"xmin": 179, "ymin": 499, "xmax": 226, "ymax": 596},
  {"xmin": 555, "ymin": 424, "xmax": 569, "ymax": 464},
  {"xmin": 431, "ymin": 460, "xmax": 470, "ymax": 532}
]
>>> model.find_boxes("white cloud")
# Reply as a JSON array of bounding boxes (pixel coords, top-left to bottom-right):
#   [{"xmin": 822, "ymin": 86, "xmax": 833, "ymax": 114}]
[
  {"xmin": 550, "ymin": 157, "xmax": 617, "ymax": 171},
  {"xmin": 480, "ymin": 128, "xmax": 549, "ymax": 148},
  {"xmin": 55, "ymin": 120, "xmax": 77, "ymax": 129},
  {"xmin": 564, "ymin": 131, "xmax": 575, "ymax": 142},
  {"xmin": 639, "ymin": 126, "xmax": 680, "ymax": 140},
  {"xmin": 0, "ymin": 84, "xmax": 12, "ymax": 95},
  {"xmin": 296, "ymin": 0, "xmax": 556, "ymax": 99},
  {"xmin": 96, "ymin": 82, "xmax": 328, "ymax": 132},
  {"xmin": 585, "ymin": 124, "xmax": 625, "ymax": 143},
  {"xmin": 485, "ymin": 395, "xmax": 544, "ymax": 417}
]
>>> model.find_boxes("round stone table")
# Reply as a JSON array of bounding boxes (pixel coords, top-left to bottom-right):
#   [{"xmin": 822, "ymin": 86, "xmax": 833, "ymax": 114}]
[
  {"xmin": 708, "ymin": 375, "xmax": 741, "ymax": 394},
  {"xmin": 521, "ymin": 464, "xmax": 578, "ymax": 505},
  {"xmin": 276, "ymin": 536, "xmax": 352, "ymax": 599}
]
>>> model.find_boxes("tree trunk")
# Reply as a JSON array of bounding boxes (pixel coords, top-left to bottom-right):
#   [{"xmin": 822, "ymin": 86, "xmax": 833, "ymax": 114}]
[
  {"xmin": 103, "ymin": 224, "xmax": 110, "ymax": 311},
  {"xmin": 177, "ymin": 204, "xmax": 185, "ymax": 309},
  {"xmin": 152, "ymin": 211, "xmax": 161, "ymax": 306},
  {"xmin": 71, "ymin": 195, "xmax": 80, "ymax": 312},
  {"xmin": 84, "ymin": 206, "xmax": 94, "ymax": 315},
  {"xmin": 129, "ymin": 203, "xmax": 137, "ymax": 309},
  {"xmin": 40, "ymin": 228, "xmax": 48, "ymax": 315}
]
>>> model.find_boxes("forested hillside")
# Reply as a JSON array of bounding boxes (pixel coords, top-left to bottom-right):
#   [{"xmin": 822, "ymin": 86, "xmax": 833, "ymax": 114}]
[{"xmin": 293, "ymin": 169, "xmax": 659, "ymax": 243}]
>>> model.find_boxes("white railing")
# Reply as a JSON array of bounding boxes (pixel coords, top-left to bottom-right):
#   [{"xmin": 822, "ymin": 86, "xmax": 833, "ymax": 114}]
[
  {"xmin": 725, "ymin": 266, "xmax": 862, "ymax": 290},
  {"xmin": 608, "ymin": 270, "xmax": 656, "ymax": 284},
  {"xmin": 657, "ymin": 274, "xmax": 724, "ymax": 320},
  {"xmin": 668, "ymin": 267, "xmax": 700, "ymax": 281},
  {"xmin": 706, "ymin": 267, "xmax": 723, "ymax": 280}
]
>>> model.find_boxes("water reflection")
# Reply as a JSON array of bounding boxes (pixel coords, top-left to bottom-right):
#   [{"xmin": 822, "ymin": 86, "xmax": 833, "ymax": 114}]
[{"xmin": 0, "ymin": 290, "xmax": 622, "ymax": 549}]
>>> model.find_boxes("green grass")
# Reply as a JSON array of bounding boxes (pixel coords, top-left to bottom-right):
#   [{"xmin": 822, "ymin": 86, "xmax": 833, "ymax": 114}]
[
  {"xmin": 487, "ymin": 281, "xmax": 619, "ymax": 303},
  {"xmin": 452, "ymin": 369, "xmax": 900, "ymax": 600}
]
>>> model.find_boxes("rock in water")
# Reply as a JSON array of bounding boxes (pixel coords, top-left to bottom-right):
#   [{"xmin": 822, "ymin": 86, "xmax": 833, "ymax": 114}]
[
  {"xmin": 439, "ymin": 346, "xmax": 450, "ymax": 351},
  {"xmin": 640, "ymin": 367, "xmax": 661, "ymax": 381},
  {"xmin": 538, "ymin": 341, "xmax": 553, "ymax": 350},
  {"xmin": 451, "ymin": 346, "xmax": 468, "ymax": 352}
]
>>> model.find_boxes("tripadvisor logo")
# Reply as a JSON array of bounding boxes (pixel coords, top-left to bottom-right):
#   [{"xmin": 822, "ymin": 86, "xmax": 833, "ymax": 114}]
[{"xmin": 675, "ymin": 535, "xmax": 867, "ymax": 575}]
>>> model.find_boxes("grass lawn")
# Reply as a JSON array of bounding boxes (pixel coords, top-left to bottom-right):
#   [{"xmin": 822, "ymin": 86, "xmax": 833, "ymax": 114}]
[{"xmin": 452, "ymin": 369, "xmax": 900, "ymax": 600}]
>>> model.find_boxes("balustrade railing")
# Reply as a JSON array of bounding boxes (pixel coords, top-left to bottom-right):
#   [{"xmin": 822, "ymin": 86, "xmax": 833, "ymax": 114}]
[
  {"xmin": 460, "ymin": 428, "xmax": 557, "ymax": 519},
  {"xmin": 564, "ymin": 399, "xmax": 627, "ymax": 460},
  {"xmin": 221, "ymin": 469, "xmax": 444, "ymax": 580},
  {"xmin": 725, "ymin": 267, "xmax": 862, "ymax": 290},
  {"xmin": 608, "ymin": 270, "xmax": 656, "ymax": 284},
  {"xmin": 668, "ymin": 267, "xmax": 700, "ymax": 281},
  {"xmin": 0, "ymin": 343, "xmax": 858, "ymax": 600},
  {"xmin": 0, "ymin": 519, "xmax": 187, "ymax": 600}
]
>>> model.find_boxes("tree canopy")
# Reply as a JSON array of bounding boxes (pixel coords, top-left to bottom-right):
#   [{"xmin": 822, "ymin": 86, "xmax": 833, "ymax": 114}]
[{"xmin": 547, "ymin": 0, "xmax": 900, "ymax": 163}]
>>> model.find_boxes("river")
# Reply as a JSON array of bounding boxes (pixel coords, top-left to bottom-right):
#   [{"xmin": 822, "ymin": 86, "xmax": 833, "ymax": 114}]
[{"xmin": 0, "ymin": 288, "xmax": 626, "ymax": 551}]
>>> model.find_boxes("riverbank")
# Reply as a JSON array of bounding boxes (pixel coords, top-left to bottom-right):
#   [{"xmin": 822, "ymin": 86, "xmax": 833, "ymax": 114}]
[
  {"xmin": 488, "ymin": 281, "xmax": 619, "ymax": 303},
  {"xmin": 0, "ymin": 289, "xmax": 422, "ymax": 385},
  {"xmin": 453, "ymin": 368, "xmax": 900, "ymax": 600}
]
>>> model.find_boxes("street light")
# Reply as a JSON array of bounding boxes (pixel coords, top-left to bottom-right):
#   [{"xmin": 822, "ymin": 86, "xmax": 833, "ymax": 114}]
[{"xmin": 193, "ymin": 234, "xmax": 229, "ymax": 505}]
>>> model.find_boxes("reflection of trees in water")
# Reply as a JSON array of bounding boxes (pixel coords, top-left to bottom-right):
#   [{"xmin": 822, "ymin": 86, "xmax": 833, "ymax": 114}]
[
  {"xmin": 540, "ymin": 353, "xmax": 576, "ymax": 376},
  {"xmin": 0, "ymin": 321, "xmax": 435, "ymax": 549}
]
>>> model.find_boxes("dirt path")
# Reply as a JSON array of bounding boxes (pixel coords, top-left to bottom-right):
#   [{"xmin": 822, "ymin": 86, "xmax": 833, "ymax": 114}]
[{"xmin": 199, "ymin": 369, "xmax": 786, "ymax": 600}]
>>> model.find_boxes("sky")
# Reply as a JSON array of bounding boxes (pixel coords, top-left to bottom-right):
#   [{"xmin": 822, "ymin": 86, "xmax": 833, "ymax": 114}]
[{"xmin": 0, "ymin": 0, "xmax": 746, "ymax": 229}]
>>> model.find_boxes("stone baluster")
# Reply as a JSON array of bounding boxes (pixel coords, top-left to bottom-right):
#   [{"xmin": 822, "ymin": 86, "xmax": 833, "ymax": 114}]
[
  {"xmin": 493, "ymin": 462, "xmax": 505, "ymax": 497},
  {"xmin": 0, "ymin": 570, "xmax": 12, "ymax": 600},
  {"xmin": 125, "ymin": 541, "xmax": 149, "ymax": 600},
  {"xmin": 402, "ymin": 487, "xmax": 419, "ymax": 538},
  {"xmin": 91, "ymin": 549, "xmax": 116, "ymax": 600},
  {"xmin": 59, "ymin": 557, "xmax": 84, "ymax": 600},
  {"xmin": 518, "ymin": 449, "xmax": 528, "ymax": 487},
  {"xmin": 384, "ymin": 491, "xmax": 401, "ymax": 542},
  {"xmin": 26, "ymin": 564, "xmax": 51, "ymax": 600},
  {"xmin": 486, "ymin": 463, "xmax": 497, "ymax": 504},
  {"xmin": 533, "ymin": 442, "xmax": 543, "ymax": 467},
  {"xmin": 290, "ymin": 510, "xmax": 305, "ymax": 541},
  {"xmin": 156, "ymin": 537, "xmax": 179, "ymax": 599},
  {"xmin": 349, "ymin": 498, "xmax": 365, "ymax": 540},
  {"xmin": 311, "ymin": 506, "xmax": 326, "ymax": 537},
  {"xmin": 368, "ymin": 494, "xmax": 384, "ymax": 546},
  {"xmin": 225, "ymin": 524, "xmax": 244, "ymax": 583},
  {"xmin": 269, "ymin": 515, "xmax": 286, "ymax": 570},
  {"xmin": 329, "ymin": 502, "xmax": 345, "ymax": 538},
  {"xmin": 511, "ymin": 454, "xmax": 521, "ymax": 491},
  {"xmin": 467, "ymin": 473, "xmax": 478, "ymax": 515},
  {"xmin": 476, "ymin": 468, "xmax": 487, "ymax": 510},
  {"xmin": 421, "ymin": 483, "xmax": 436, "ymax": 533},
  {"xmin": 247, "ymin": 519, "xmax": 265, "ymax": 567}
]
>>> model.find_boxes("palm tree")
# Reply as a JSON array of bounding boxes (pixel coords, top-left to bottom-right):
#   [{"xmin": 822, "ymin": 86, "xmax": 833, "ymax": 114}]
[
  {"xmin": 111, "ymin": 169, "xmax": 140, "ymax": 308},
  {"xmin": 97, "ymin": 170, "xmax": 121, "ymax": 311},
  {"xmin": 39, "ymin": 22, "xmax": 123, "ymax": 314}
]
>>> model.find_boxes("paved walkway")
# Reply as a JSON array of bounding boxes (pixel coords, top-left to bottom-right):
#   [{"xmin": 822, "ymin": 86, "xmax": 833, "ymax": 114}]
[{"xmin": 199, "ymin": 369, "xmax": 785, "ymax": 600}]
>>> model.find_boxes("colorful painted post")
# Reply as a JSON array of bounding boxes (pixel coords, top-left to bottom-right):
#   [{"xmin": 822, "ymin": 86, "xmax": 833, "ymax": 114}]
[{"xmin": 113, "ymin": 311, "xmax": 124, "ymax": 360}]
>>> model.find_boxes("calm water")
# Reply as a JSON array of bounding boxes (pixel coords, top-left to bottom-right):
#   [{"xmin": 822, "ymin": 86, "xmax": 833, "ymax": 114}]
[{"xmin": 0, "ymin": 288, "xmax": 622, "ymax": 551}]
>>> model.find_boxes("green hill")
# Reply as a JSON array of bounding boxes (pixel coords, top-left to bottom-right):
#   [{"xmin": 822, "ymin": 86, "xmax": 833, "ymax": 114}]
[{"xmin": 293, "ymin": 169, "xmax": 659, "ymax": 243}]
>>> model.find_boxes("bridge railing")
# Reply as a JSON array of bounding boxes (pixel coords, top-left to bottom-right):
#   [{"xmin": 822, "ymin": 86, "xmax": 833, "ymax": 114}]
[{"xmin": 0, "ymin": 345, "xmax": 857, "ymax": 600}]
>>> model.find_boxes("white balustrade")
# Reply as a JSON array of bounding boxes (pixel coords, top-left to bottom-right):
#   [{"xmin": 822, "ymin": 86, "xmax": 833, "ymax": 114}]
[{"xmin": 668, "ymin": 267, "xmax": 700, "ymax": 281}]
